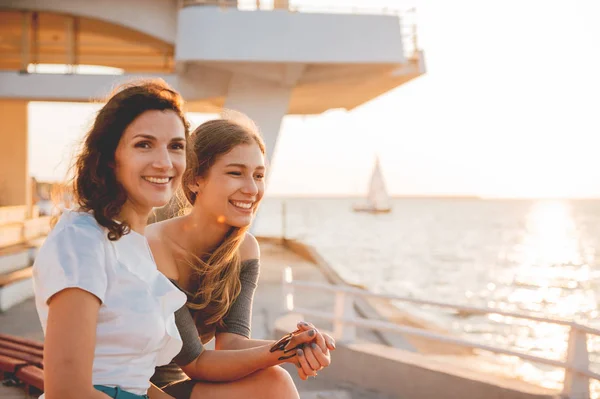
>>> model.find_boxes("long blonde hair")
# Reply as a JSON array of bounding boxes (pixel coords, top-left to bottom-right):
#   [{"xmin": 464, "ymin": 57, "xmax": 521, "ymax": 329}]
[{"xmin": 182, "ymin": 113, "xmax": 265, "ymax": 332}]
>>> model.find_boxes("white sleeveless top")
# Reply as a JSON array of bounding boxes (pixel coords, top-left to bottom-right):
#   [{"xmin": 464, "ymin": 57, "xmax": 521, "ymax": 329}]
[{"xmin": 33, "ymin": 210, "xmax": 185, "ymax": 396}]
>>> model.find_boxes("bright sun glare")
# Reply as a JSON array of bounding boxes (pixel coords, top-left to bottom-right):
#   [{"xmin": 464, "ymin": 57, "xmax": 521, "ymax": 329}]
[{"xmin": 484, "ymin": 201, "xmax": 598, "ymax": 392}]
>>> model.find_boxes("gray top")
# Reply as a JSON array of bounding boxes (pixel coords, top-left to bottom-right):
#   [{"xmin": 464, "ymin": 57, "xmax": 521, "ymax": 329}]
[{"xmin": 150, "ymin": 259, "xmax": 260, "ymax": 387}]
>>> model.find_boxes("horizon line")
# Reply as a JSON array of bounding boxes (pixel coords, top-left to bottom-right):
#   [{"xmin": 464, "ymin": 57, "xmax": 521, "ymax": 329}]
[{"xmin": 263, "ymin": 194, "xmax": 600, "ymax": 200}]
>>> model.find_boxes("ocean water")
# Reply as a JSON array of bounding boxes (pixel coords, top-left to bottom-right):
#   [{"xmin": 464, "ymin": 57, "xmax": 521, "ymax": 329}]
[{"xmin": 253, "ymin": 197, "xmax": 600, "ymax": 393}]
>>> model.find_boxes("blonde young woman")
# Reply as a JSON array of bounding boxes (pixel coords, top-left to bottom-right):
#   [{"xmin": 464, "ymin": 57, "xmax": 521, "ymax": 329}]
[{"xmin": 147, "ymin": 116, "xmax": 335, "ymax": 399}]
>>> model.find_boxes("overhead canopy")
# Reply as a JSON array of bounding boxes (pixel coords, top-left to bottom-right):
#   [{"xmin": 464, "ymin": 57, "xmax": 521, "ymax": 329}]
[{"xmin": 0, "ymin": 10, "xmax": 174, "ymax": 72}]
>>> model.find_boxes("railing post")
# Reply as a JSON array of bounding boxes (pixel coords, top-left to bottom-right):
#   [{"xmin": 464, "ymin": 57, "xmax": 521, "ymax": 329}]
[
  {"xmin": 281, "ymin": 200, "xmax": 286, "ymax": 243},
  {"xmin": 282, "ymin": 266, "xmax": 294, "ymax": 313},
  {"xmin": 333, "ymin": 291, "xmax": 356, "ymax": 342},
  {"xmin": 274, "ymin": 0, "xmax": 288, "ymax": 9},
  {"xmin": 412, "ymin": 24, "xmax": 418, "ymax": 54},
  {"xmin": 562, "ymin": 325, "xmax": 590, "ymax": 399}
]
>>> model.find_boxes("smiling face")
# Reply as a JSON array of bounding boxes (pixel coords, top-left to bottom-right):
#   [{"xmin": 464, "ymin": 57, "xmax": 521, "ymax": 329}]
[
  {"xmin": 193, "ymin": 142, "xmax": 266, "ymax": 228},
  {"xmin": 114, "ymin": 109, "xmax": 186, "ymax": 214}
]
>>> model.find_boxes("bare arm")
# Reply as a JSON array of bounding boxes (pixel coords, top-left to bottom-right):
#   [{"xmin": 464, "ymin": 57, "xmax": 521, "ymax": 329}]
[
  {"xmin": 215, "ymin": 332, "xmax": 272, "ymax": 350},
  {"xmin": 179, "ymin": 329, "xmax": 318, "ymax": 382},
  {"xmin": 216, "ymin": 325, "xmax": 336, "ymax": 381},
  {"xmin": 44, "ymin": 288, "xmax": 112, "ymax": 399},
  {"xmin": 217, "ymin": 327, "xmax": 335, "ymax": 352}
]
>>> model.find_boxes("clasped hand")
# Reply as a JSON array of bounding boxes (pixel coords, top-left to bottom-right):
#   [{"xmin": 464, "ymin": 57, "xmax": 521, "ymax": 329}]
[{"xmin": 273, "ymin": 321, "xmax": 336, "ymax": 380}]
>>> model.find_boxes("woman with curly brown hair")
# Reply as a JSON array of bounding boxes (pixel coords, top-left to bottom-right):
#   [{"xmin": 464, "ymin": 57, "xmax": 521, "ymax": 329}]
[
  {"xmin": 147, "ymin": 114, "xmax": 335, "ymax": 399},
  {"xmin": 32, "ymin": 79, "xmax": 191, "ymax": 399}
]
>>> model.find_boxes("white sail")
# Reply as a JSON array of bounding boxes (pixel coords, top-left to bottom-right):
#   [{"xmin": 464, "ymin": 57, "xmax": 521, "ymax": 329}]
[
  {"xmin": 354, "ymin": 156, "xmax": 391, "ymax": 213},
  {"xmin": 367, "ymin": 157, "xmax": 390, "ymax": 210}
]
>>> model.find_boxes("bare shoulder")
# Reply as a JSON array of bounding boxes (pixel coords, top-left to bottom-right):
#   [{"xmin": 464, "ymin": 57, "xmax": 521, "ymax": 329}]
[
  {"xmin": 145, "ymin": 220, "xmax": 167, "ymax": 249},
  {"xmin": 146, "ymin": 220, "xmax": 179, "ymax": 280},
  {"xmin": 239, "ymin": 232, "xmax": 260, "ymax": 261}
]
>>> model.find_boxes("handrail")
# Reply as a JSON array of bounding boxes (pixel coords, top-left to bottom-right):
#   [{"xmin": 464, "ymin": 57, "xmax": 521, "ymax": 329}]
[
  {"xmin": 282, "ymin": 267, "xmax": 596, "ymax": 398},
  {"xmin": 289, "ymin": 280, "xmax": 600, "ymax": 336},
  {"xmin": 182, "ymin": 1, "xmax": 410, "ymax": 16},
  {"xmin": 292, "ymin": 306, "xmax": 600, "ymax": 381}
]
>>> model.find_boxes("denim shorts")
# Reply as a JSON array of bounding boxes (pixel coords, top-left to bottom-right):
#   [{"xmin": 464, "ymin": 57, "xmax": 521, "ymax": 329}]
[{"xmin": 94, "ymin": 385, "xmax": 149, "ymax": 399}]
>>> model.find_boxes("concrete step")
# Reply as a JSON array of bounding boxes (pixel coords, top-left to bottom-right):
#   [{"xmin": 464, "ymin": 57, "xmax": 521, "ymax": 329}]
[
  {"xmin": 0, "ymin": 206, "xmax": 30, "ymax": 226},
  {"xmin": 300, "ymin": 390, "xmax": 352, "ymax": 399},
  {"xmin": 0, "ymin": 216, "xmax": 51, "ymax": 249},
  {"xmin": 23, "ymin": 217, "xmax": 52, "ymax": 242},
  {"xmin": 0, "ymin": 235, "xmax": 45, "ymax": 314},
  {"xmin": 0, "ymin": 384, "xmax": 36, "ymax": 399},
  {"xmin": 0, "ymin": 267, "xmax": 34, "ymax": 313},
  {"xmin": 0, "ymin": 235, "xmax": 45, "ymax": 274},
  {"xmin": 0, "ymin": 223, "xmax": 24, "ymax": 248},
  {"xmin": 0, "ymin": 244, "xmax": 35, "ymax": 275}
]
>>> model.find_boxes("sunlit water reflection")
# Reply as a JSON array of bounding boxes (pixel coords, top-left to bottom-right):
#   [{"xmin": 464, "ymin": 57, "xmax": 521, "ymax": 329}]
[
  {"xmin": 476, "ymin": 201, "xmax": 597, "ymax": 392},
  {"xmin": 253, "ymin": 198, "xmax": 600, "ymax": 395}
]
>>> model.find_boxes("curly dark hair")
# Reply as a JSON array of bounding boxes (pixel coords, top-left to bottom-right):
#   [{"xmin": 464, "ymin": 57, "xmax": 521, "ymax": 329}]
[{"xmin": 73, "ymin": 79, "xmax": 190, "ymax": 241}]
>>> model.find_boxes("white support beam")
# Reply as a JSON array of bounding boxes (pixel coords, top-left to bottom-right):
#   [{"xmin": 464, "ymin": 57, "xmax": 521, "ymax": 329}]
[
  {"xmin": 224, "ymin": 73, "xmax": 291, "ymax": 166},
  {"xmin": 224, "ymin": 74, "xmax": 291, "ymax": 234},
  {"xmin": 0, "ymin": 72, "xmax": 177, "ymax": 102}
]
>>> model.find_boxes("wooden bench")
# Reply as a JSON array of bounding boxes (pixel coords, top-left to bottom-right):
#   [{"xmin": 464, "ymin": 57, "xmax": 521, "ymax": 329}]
[
  {"xmin": 0, "ymin": 334, "xmax": 43, "ymax": 351},
  {"xmin": 16, "ymin": 365, "xmax": 44, "ymax": 393},
  {"xmin": 0, "ymin": 334, "xmax": 44, "ymax": 393},
  {"xmin": 0, "ymin": 354, "xmax": 27, "ymax": 377},
  {"xmin": 0, "ymin": 339, "xmax": 43, "ymax": 362}
]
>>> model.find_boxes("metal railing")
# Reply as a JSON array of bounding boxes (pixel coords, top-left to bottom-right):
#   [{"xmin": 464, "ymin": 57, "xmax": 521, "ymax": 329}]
[
  {"xmin": 282, "ymin": 267, "xmax": 600, "ymax": 399},
  {"xmin": 183, "ymin": 0, "xmax": 408, "ymax": 15},
  {"xmin": 181, "ymin": 1, "xmax": 420, "ymax": 59}
]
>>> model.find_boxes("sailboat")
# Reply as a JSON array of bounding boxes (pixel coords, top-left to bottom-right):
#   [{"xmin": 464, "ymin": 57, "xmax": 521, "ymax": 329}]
[{"xmin": 353, "ymin": 156, "xmax": 392, "ymax": 213}]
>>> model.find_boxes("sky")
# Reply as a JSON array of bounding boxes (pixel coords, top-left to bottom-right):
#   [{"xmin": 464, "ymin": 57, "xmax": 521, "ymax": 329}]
[{"xmin": 27, "ymin": 0, "xmax": 600, "ymax": 198}]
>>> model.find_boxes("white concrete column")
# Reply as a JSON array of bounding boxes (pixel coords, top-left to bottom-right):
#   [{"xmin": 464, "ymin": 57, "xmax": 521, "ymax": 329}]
[
  {"xmin": 224, "ymin": 73, "xmax": 292, "ymax": 166},
  {"xmin": 224, "ymin": 74, "xmax": 292, "ymax": 235},
  {"xmin": 0, "ymin": 100, "xmax": 31, "ymax": 215}
]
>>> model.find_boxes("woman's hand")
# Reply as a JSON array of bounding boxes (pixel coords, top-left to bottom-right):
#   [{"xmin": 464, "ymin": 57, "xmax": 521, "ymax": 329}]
[{"xmin": 293, "ymin": 321, "xmax": 336, "ymax": 380}]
